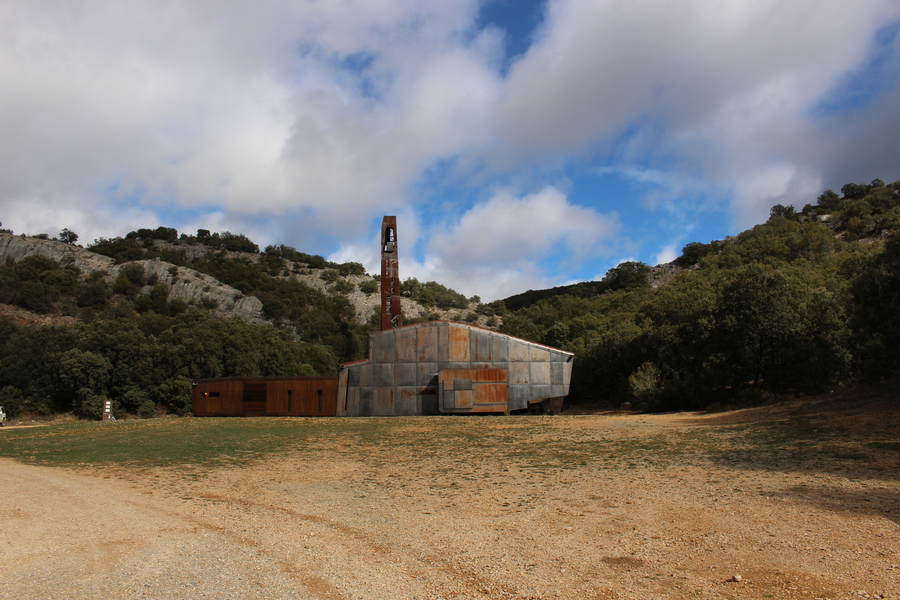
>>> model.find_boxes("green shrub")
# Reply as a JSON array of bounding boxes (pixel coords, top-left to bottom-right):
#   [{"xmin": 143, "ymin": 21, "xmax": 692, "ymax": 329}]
[
  {"xmin": 138, "ymin": 399, "xmax": 157, "ymax": 419},
  {"xmin": 0, "ymin": 386, "xmax": 26, "ymax": 419},
  {"xmin": 331, "ymin": 279, "xmax": 356, "ymax": 294},
  {"xmin": 359, "ymin": 279, "xmax": 378, "ymax": 294}
]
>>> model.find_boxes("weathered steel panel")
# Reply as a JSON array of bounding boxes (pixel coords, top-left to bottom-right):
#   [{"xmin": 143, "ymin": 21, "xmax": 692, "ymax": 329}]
[
  {"xmin": 396, "ymin": 327, "xmax": 417, "ymax": 363},
  {"xmin": 417, "ymin": 325, "xmax": 439, "ymax": 362},
  {"xmin": 551, "ymin": 361, "xmax": 565, "ymax": 385},
  {"xmin": 438, "ymin": 368, "xmax": 508, "ymax": 413},
  {"xmin": 398, "ymin": 386, "xmax": 418, "ymax": 415},
  {"xmin": 454, "ymin": 389, "xmax": 474, "ymax": 408},
  {"xmin": 373, "ymin": 332, "xmax": 395, "ymax": 364},
  {"xmin": 348, "ymin": 366, "xmax": 360, "ymax": 387},
  {"xmin": 448, "ymin": 326, "xmax": 470, "ymax": 361},
  {"xmin": 442, "ymin": 389, "xmax": 456, "ymax": 411},
  {"xmin": 436, "ymin": 324, "xmax": 450, "ymax": 363},
  {"xmin": 359, "ymin": 386, "xmax": 373, "ymax": 416},
  {"xmin": 358, "ymin": 363, "xmax": 373, "ymax": 387},
  {"xmin": 374, "ymin": 386, "xmax": 395, "ymax": 415},
  {"xmin": 529, "ymin": 346, "xmax": 551, "ymax": 362},
  {"xmin": 509, "ymin": 338, "xmax": 530, "ymax": 362},
  {"xmin": 491, "ymin": 333, "xmax": 509, "ymax": 362},
  {"xmin": 471, "ymin": 330, "xmax": 493, "ymax": 362},
  {"xmin": 344, "ymin": 386, "xmax": 358, "ymax": 415},
  {"xmin": 374, "ymin": 363, "xmax": 394, "ymax": 387},
  {"xmin": 474, "ymin": 368, "xmax": 507, "ymax": 383},
  {"xmin": 508, "ymin": 362, "xmax": 530, "ymax": 384},
  {"xmin": 530, "ymin": 362, "xmax": 551, "ymax": 386},
  {"xmin": 476, "ymin": 383, "xmax": 508, "ymax": 406},
  {"xmin": 507, "ymin": 385, "xmax": 529, "ymax": 410},
  {"xmin": 532, "ymin": 385, "xmax": 552, "ymax": 401},
  {"xmin": 416, "ymin": 362, "xmax": 439, "ymax": 383},
  {"xmin": 395, "ymin": 362, "xmax": 417, "ymax": 387}
]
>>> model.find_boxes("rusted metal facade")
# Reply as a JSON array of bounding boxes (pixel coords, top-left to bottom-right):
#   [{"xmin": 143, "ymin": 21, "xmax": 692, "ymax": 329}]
[
  {"xmin": 380, "ymin": 216, "xmax": 402, "ymax": 330},
  {"xmin": 337, "ymin": 321, "xmax": 573, "ymax": 416},
  {"xmin": 192, "ymin": 376, "xmax": 338, "ymax": 417}
]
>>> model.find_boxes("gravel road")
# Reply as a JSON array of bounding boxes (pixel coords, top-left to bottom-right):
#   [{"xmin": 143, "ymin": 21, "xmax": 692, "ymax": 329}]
[{"xmin": 1, "ymin": 407, "xmax": 898, "ymax": 600}]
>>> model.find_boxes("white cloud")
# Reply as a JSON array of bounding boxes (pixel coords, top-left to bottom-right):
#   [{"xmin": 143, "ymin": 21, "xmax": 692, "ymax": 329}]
[
  {"xmin": 1, "ymin": 0, "xmax": 899, "ymax": 299},
  {"xmin": 492, "ymin": 0, "xmax": 899, "ymax": 218},
  {"xmin": 654, "ymin": 244, "xmax": 678, "ymax": 266},
  {"xmin": 0, "ymin": 0, "xmax": 494, "ymax": 242},
  {"xmin": 416, "ymin": 187, "xmax": 617, "ymax": 300}
]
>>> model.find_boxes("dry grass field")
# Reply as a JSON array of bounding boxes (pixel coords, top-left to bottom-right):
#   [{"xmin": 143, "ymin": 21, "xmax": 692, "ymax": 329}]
[{"xmin": 1, "ymin": 387, "xmax": 898, "ymax": 600}]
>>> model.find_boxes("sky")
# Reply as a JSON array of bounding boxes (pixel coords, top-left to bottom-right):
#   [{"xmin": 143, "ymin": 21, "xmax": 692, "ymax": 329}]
[{"xmin": 2, "ymin": 0, "xmax": 900, "ymax": 302}]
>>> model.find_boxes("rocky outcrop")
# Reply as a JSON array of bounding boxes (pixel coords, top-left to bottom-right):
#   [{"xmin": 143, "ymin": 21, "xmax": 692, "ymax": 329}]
[
  {"xmin": 133, "ymin": 259, "xmax": 267, "ymax": 324},
  {"xmin": 0, "ymin": 233, "xmax": 266, "ymax": 325},
  {"xmin": 0, "ymin": 303, "xmax": 79, "ymax": 328},
  {"xmin": 0, "ymin": 233, "xmax": 116, "ymax": 274},
  {"xmin": 648, "ymin": 263, "xmax": 687, "ymax": 289}
]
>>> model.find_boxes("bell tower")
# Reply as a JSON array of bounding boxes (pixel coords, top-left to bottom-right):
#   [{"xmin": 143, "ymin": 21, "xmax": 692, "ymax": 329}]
[{"xmin": 380, "ymin": 216, "xmax": 402, "ymax": 330}]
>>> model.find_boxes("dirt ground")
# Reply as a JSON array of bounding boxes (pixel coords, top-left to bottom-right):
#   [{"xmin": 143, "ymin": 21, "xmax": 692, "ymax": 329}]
[{"xmin": 1, "ymin": 400, "xmax": 899, "ymax": 600}]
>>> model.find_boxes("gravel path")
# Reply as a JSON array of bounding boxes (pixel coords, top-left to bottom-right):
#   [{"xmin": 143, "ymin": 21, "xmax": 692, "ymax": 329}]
[{"xmin": 1, "ymin": 407, "xmax": 899, "ymax": 600}]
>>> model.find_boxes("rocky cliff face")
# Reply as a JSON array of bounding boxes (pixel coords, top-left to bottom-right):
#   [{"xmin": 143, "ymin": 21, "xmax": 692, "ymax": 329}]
[{"xmin": 0, "ymin": 233, "xmax": 267, "ymax": 325}]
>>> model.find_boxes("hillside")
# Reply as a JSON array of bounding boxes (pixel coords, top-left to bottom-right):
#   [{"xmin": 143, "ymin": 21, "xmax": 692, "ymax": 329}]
[
  {"xmin": 497, "ymin": 178, "xmax": 900, "ymax": 411},
  {"xmin": 1, "ymin": 178, "xmax": 898, "ymax": 419},
  {"xmin": 0, "ymin": 229, "xmax": 488, "ymax": 419}
]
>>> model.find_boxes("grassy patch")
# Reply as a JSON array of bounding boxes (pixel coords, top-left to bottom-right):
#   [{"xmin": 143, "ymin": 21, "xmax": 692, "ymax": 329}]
[
  {"xmin": 0, "ymin": 417, "xmax": 335, "ymax": 468},
  {"xmin": 1, "ymin": 393, "xmax": 897, "ymax": 479}
]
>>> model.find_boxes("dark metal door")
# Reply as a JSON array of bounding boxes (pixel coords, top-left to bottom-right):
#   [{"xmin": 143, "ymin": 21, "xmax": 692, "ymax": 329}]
[{"xmin": 242, "ymin": 382, "xmax": 267, "ymax": 415}]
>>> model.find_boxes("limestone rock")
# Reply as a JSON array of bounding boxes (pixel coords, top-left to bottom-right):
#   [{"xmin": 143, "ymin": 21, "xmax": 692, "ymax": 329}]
[{"xmin": 0, "ymin": 233, "xmax": 266, "ymax": 325}]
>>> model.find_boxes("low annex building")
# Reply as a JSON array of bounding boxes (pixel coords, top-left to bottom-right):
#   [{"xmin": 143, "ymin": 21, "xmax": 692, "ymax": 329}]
[
  {"xmin": 192, "ymin": 376, "xmax": 338, "ymax": 417},
  {"xmin": 337, "ymin": 320, "xmax": 573, "ymax": 416}
]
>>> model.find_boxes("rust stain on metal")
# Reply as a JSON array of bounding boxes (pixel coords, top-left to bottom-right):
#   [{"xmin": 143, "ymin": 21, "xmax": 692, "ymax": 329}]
[
  {"xmin": 438, "ymin": 368, "xmax": 508, "ymax": 414},
  {"xmin": 448, "ymin": 326, "xmax": 470, "ymax": 361}
]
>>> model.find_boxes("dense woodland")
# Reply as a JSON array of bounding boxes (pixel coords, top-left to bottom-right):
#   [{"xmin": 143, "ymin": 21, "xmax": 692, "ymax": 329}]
[
  {"xmin": 500, "ymin": 179, "xmax": 900, "ymax": 410},
  {"xmin": 1, "ymin": 179, "xmax": 899, "ymax": 418}
]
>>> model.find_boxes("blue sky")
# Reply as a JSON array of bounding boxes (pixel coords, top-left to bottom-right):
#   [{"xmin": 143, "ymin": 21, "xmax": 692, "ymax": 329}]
[{"xmin": 2, "ymin": 0, "xmax": 900, "ymax": 301}]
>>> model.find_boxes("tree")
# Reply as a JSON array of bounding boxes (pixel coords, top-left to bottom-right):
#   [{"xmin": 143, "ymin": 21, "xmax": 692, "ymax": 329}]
[
  {"xmin": 638, "ymin": 273, "xmax": 718, "ymax": 407},
  {"xmin": 59, "ymin": 228, "xmax": 78, "ymax": 245},
  {"xmin": 675, "ymin": 241, "xmax": 717, "ymax": 267},
  {"xmin": 712, "ymin": 263, "xmax": 848, "ymax": 393},
  {"xmin": 602, "ymin": 261, "xmax": 651, "ymax": 292},
  {"xmin": 841, "ymin": 182, "xmax": 870, "ymax": 200},
  {"xmin": 851, "ymin": 234, "xmax": 900, "ymax": 378},
  {"xmin": 817, "ymin": 189, "xmax": 841, "ymax": 212},
  {"xmin": 770, "ymin": 204, "xmax": 798, "ymax": 220}
]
